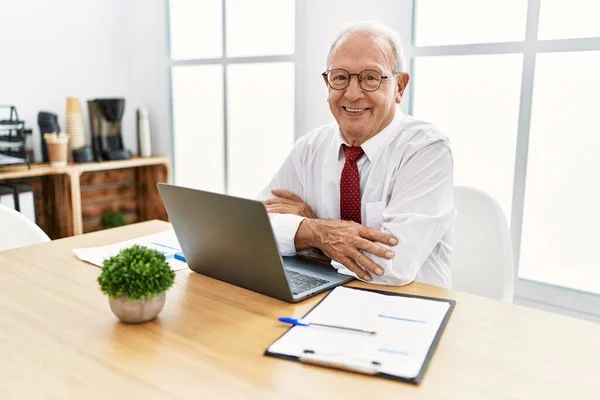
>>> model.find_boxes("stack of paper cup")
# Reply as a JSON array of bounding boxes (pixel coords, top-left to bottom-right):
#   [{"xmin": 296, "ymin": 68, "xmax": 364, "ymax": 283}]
[{"xmin": 66, "ymin": 97, "xmax": 86, "ymax": 150}]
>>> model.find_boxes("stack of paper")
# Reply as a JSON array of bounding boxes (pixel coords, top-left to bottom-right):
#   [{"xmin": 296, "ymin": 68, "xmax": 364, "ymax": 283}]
[{"xmin": 73, "ymin": 230, "xmax": 188, "ymax": 271}]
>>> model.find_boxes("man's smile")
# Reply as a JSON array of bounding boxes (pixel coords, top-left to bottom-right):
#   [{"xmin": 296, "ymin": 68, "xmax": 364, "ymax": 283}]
[{"xmin": 342, "ymin": 106, "xmax": 370, "ymax": 115}]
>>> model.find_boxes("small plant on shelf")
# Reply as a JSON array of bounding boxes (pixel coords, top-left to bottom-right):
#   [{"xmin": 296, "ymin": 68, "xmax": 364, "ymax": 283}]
[
  {"xmin": 98, "ymin": 244, "xmax": 176, "ymax": 323},
  {"xmin": 100, "ymin": 211, "xmax": 127, "ymax": 229}
]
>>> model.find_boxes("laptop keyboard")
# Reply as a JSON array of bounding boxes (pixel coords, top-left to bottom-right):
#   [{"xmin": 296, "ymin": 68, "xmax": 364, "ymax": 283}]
[{"xmin": 286, "ymin": 270, "xmax": 330, "ymax": 295}]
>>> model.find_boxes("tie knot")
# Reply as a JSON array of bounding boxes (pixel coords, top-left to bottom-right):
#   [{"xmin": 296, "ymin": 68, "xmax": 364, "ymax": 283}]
[{"xmin": 343, "ymin": 145, "xmax": 364, "ymax": 163}]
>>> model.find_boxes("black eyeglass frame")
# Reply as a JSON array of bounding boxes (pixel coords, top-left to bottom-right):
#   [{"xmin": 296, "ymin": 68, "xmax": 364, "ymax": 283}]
[{"xmin": 321, "ymin": 68, "xmax": 397, "ymax": 92}]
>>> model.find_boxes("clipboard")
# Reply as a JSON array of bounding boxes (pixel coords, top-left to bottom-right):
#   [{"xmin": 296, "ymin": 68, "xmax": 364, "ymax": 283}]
[{"xmin": 264, "ymin": 285, "xmax": 456, "ymax": 384}]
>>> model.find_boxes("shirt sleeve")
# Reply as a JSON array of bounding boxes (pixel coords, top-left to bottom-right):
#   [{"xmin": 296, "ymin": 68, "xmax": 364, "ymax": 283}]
[
  {"xmin": 257, "ymin": 141, "xmax": 306, "ymax": 256},
  {"xmin": 365, "ymin": 141, "xmax": 456, "ymax": 286}
]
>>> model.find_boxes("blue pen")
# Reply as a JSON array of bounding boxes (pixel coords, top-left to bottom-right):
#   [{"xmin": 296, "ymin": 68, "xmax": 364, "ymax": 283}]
[
  {"xmin": 278, "ymin": 317, "xmax": 377, "ymax": 335},
  {"xmin": 174, "ymin": 251, "xmax": 187, "ymax": 262}
]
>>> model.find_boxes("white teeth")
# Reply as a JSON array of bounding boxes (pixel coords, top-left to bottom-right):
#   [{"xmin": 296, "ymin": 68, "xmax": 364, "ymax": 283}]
[{"xmin": 345, "ymin": 107, "xmax": 365, "ymax": 113}]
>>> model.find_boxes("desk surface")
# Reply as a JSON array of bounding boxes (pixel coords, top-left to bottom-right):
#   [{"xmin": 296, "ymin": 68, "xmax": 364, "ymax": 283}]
[{"xmin": 1, "ymin": 221, "xmax": 599, "ymax": 399}]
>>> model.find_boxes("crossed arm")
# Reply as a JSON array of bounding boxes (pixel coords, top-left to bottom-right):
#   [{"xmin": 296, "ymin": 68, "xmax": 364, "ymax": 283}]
[{"xmin": 265, "ymin": 189, "xmax": 397, "ymax": 282}]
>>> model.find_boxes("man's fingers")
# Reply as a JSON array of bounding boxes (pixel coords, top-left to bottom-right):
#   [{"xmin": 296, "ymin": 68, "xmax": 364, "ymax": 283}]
[
  {"xmin": 350, "ymin": 250, "xmax": 385, "ymax": 276},
  {"xmin": 264, "ymin": 198, "xmax": 283, "ymax": 206},
  {"xmin": 338, "ymin": 257, "xmax": 372, "ymax": 282},
  {"xmin": 359, "ymin": 226, "xmax": 398, "ymax": 246},
  {"xmin": 271, "ymin": 189, "xmax": 301, "ymax": 201},
  {"xmin": 264, "ymin": 197, "xmax": 294, "ymax": 206},
  {"xmin": 356, "ymin": 238, "xmax": 395, "ymax": 260}
]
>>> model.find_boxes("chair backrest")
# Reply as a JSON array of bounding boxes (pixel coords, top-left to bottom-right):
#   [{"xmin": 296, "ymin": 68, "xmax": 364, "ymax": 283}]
[
  {"xmin": 0, "ymin": 204, "xmax": 50, "ymax": 252},
  {"xmin": 452, "ymin": 186, "xmax": 514, "ymax": 302}
]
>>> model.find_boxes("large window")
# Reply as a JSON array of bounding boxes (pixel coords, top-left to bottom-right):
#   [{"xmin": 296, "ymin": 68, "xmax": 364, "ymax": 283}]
[
  {"xmin": 168, "ymin": 0, "xmax": 295, "ymax": 199},
  {"xmin": 411, "ymin": 0, "xmax": 600, "ymax": 301}
]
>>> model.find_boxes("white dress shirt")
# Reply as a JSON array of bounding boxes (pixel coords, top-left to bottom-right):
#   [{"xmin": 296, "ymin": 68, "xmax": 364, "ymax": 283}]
[{"xmin": 258, "ymin": 110, "xmax": 456, "ymax": 288}]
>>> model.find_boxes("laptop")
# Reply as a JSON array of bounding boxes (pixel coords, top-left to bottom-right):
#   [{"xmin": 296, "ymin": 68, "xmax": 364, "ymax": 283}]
[{"xmin": 157, "ymin": 183, "xmax": 353, "ymax": 302}]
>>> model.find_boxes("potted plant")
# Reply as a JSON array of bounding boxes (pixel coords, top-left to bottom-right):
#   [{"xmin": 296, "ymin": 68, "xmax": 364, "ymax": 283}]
[
  {"xmin": 100, "ymin": 211, "xmax": 127, "ymax": 229},
  {"xmin": 98, "ymin": 244, "xmax": 176, "ymax": 323}
]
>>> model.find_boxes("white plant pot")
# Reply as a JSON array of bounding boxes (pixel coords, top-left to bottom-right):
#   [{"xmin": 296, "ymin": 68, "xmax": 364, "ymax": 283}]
[{"xmin": 108, "ymin": 292, "xmax": 166, "ymax": 324}]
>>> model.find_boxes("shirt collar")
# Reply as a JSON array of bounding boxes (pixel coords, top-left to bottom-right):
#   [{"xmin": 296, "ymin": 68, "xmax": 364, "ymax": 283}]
[{"xmin": 335, "ymin": 109, "xmax": 405, "ymax": 162}]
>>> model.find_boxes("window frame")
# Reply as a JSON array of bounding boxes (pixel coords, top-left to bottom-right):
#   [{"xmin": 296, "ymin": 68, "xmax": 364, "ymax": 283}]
[
  {"xmin": 410, "ymin": 0, "xmax": 600, "ymax": 318},
  {"xmin": 165, "ymin": 0, "xmax": 296, "ymax": 193}
]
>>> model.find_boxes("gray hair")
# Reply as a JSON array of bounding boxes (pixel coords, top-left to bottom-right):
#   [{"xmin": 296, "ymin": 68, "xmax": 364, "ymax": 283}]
[{"xmin": 326, "ymin": 22, "xmax": 406, "ymax": 74}]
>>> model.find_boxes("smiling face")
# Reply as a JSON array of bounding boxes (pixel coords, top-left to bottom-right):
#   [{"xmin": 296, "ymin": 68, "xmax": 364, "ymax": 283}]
[{"xmin": 325, "ymin": 32, "xmax": 409, "ymax": 146}]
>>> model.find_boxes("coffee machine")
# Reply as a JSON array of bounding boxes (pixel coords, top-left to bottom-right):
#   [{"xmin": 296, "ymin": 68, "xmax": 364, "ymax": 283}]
[{"xmin": 88, "ymin": 98, "xmax": 132, "ymax": 161}]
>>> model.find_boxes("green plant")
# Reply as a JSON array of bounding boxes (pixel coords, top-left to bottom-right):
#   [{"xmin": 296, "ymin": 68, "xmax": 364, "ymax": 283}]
[
  {"xmin": 100, "ymin": 212, "xmax": 127, "ymax": 229},
  {"xmin": 98, "ymin": 245, "xmax": 175, "ymax": 300}
]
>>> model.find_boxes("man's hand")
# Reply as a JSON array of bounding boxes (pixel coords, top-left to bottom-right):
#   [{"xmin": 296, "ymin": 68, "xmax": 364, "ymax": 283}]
[
  {"xmin": 264, "ymin": 189, "xmax": 317, "ymax": 219},
  {"xmin": 295, "ymin": 219, "xmax": 398, "ymax": 282}
]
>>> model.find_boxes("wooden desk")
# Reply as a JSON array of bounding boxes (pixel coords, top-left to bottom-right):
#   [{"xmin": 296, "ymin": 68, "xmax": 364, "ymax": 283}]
[{"xmin": 1, "ymin": 221, "xmax": 599, "ymax": 399}]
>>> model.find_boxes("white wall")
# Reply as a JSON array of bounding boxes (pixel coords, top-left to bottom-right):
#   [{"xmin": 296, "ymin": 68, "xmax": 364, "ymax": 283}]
[
  {"xmin": 295, "ymin": 0, "xmax": 414, "ymax": 139},
  {"xmin": 0, "ymin": 0, "xmax": 171, "ymax": 162},
  {"xmin": 124, "ymin": 0, "xmax": 171, "ymax": 158},
  {"xmin": 0, "ymin": 0, "xmax": 129, "ymax": 161}
]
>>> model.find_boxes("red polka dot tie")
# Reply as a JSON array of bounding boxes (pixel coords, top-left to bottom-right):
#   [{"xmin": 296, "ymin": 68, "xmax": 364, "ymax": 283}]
[{"xmin": 340, "ymin": 145, "xmax": 364, "ymax": 224}]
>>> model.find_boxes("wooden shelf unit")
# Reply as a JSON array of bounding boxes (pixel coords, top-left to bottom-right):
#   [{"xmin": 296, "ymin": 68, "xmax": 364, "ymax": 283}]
[{"xmin": 0, "ymin": 157, "xmax": 171, "ymax": 239}]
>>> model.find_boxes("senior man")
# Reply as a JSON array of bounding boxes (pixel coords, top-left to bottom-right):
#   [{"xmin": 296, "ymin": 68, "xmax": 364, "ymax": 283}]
[{"xmin": 259, "ymin": 22, "xmax": 456, "ymax": 288}]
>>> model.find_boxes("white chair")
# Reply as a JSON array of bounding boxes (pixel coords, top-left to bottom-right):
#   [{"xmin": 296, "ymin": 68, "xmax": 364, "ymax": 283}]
[
  {"xmin": 452, "ymin": 186, "xmax": 514, "ymax": 302},
  {"xmin": 0, "ymin": 204, "xmax": 50, "ymax": 252}
]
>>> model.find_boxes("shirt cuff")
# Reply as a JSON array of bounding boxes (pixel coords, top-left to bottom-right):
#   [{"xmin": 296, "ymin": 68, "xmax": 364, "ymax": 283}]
[{"xmin": 269, "ymin": 214, "xmax": 306, "ymax": 256}]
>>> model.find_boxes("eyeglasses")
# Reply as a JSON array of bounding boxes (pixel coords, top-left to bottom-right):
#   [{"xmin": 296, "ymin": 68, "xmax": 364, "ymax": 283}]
[{"xmin": 322, "ymin": 68, "xmax": 392, "ymax": 92}]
